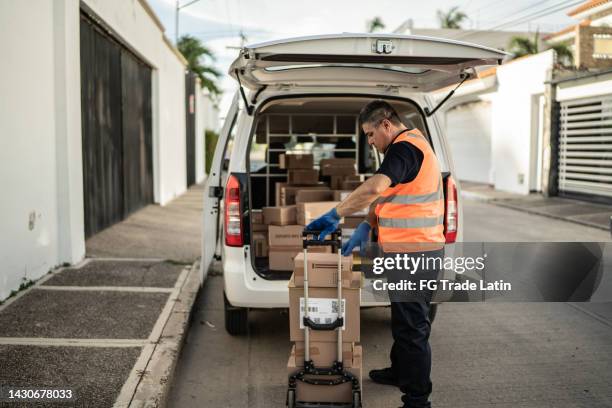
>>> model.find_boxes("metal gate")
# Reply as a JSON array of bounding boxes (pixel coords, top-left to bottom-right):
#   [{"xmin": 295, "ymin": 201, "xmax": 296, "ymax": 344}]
[
  {"xmin": 185, "ymin": 72, "xmax": 196, "ymax": 187},
  {"xmin": 80, "ymin": 13, "xmax": 153, "ymax": 237},
  {"xmin": 558, "ymin": 94, "xmax": 612, "ymax": 201}
]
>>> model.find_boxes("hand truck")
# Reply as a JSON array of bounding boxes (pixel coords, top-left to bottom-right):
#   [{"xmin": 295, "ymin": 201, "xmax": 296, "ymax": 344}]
[{"xmin": 286, "ymin": 228, "xmax": 362, "ymax": 408}]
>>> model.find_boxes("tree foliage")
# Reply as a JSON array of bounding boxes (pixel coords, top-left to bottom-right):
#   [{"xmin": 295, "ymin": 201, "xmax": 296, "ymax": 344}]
[
  {"xmin": 177, "ymin": 35, "xmax": 222, "ymax": 98},
  {"xmin": 437, "ymin": 6, "xmax": 467, "ymax": 29},
  {"xmin": 367, "ymin": 16, "xmax": 386, "ymax": 33},
  {"xmin": 508, "ymin": 33, "xmax": 574, "ymax": 67}
]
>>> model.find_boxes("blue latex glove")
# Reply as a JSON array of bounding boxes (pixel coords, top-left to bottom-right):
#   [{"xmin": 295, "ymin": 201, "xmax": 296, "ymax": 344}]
[
  {"xmin": 305, "ymin": 208, "xmax": 341, "ymax": 241},
  {"xmin": 342, "ymin": 221, "xmax": 371, "ymax": 256}
]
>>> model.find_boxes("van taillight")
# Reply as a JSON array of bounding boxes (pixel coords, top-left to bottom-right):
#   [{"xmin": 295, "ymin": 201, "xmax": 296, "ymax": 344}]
[
  {"xmin": 225, "ymin": 174, "xmax": 243, "ymax": 247},
  {"xmin": 444, "ymin": 176, "xmax": 458, "ymax": 243}
]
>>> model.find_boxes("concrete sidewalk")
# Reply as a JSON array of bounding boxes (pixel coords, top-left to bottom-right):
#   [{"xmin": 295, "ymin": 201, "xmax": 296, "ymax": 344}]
[
  {"xmin": 461, "ymin": 181, "xmax": 612, "ymax": 232},
  {"xmin": 0, "ymin": 185, "xmax": 204, "ymax": 407}
]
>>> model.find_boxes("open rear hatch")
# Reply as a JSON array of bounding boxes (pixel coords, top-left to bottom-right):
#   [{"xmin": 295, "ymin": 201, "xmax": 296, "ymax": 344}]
[{"xmin": 229, "ymin": 33, "xmax": 508, "ymax": 92}]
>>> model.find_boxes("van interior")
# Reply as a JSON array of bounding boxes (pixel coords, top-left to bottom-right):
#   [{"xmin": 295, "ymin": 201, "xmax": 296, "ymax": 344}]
[{"xmin": 247, "ymin": 96, "xmax": 430, "ymax": 279}]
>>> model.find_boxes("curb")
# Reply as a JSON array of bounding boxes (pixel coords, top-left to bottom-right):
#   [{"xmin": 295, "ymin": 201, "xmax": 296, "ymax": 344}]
[
  {"xmin": 126, "ymin": 260, "xmax": 202, "ymax": 408},
  {"xmin": 461, "ymin": 190, "xmax": 609, "ymax": 232},
  {"xmin": 491, "ymin": 201, "xmax": 609, "ymax": 232}
]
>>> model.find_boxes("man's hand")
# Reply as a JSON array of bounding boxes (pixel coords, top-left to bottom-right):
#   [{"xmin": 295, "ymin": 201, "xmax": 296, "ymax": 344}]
[
  {"xmin": 305, "ymin": 208, "xmax": 341, "ymax": 240},
  {"xmin": 342, "ymin": 221, "xmax": 371, "ymax": 256}
]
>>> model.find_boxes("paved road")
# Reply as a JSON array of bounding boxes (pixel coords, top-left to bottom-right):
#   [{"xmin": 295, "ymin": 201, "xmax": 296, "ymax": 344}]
[{"xmin": 168, "ymin": 199, "xmax": 612, "ymax": 408}]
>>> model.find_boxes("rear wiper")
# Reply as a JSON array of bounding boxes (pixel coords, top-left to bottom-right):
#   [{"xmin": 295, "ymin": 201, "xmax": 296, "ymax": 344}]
[{"xmin": 424, "ymin": 71, "xmax": 471, "ymax": 117}]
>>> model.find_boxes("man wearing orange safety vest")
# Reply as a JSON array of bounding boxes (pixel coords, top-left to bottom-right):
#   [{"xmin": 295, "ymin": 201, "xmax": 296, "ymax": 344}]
[{"xmin": 306, "ymin": 100, "xmax": 445, "ymax": 408}]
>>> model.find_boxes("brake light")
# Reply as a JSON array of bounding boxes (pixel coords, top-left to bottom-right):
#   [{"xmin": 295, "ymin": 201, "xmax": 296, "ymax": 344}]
[
  {"xmin": 444, "ymin": 176, "xmax": 458, "ymax": 243},
  {"xmin": 224, "ymin": 174, "xmax": 243, "ymax": 246}
]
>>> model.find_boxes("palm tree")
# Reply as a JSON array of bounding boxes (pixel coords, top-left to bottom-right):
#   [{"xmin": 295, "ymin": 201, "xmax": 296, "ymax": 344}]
[
  {"xmin": 437, "ymin": 6, "xmax": 467, "ymax": 29},
  {"xmin": 508, "ymin": 35, "xmax": 539, "ymax": 58},
  {"xmin": 550, "ymin": 43, "xmax": 574, "ymax": 67},
  {"xmin": 367, "ymin": 16, "xmax": 386, "ymax": 33},
  {"xmin": 507, "ymin": 32, "xmax": 574, "ymax": 67},
  {"xmin": 177, "ymin": 35, "xmax": 222, "ymax": 97}
]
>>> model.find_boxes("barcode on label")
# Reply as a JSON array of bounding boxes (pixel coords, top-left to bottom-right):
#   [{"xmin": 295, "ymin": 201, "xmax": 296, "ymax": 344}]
[{"xmin": 298, "ymin": 298, "xmax": 346, "ymax": 330}]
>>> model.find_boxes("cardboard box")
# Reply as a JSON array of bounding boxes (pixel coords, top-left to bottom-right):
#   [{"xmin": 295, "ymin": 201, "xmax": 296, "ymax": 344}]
[
  {"xmin": 280, "ymin": 153, "xmax": 314, "ymax": 169},
  {"xmin": 252, "ymin": 232, "xmax": 268, "ymax": 257},
  {"xmin": 330, "ymin": 175, "xmax": 360, "ymax": 190},
  {"xmin": 268, "ymin": 225, "xmax": 304, "ymax": 247},
  {"xmin": 287, "ymin": 345, "xmax": 362, "ymax": 403},
  {"xmin": 297, "ymin": 201, "xmax": 340, "ymax": 225},
  {"xmin": 320, "ymin": 158, "xmax": 356, "ymax": 176},
  {"xmin": 333, "ymin": 191, "xmax": 367, "ymax": 216},
  {"xmin": 252, "ymin": 223, "xmax": 268, "ymax": 232},
  {"xmin": 288, "ymin": 169, "xmax": 319, "ymax": 186},
  {"xmin": 263, "ymin": 206, "xmax": 296, "ymax": 226},
  {"xmin": 277, "ymin": 183, "xmax": 329, "ymax": 206},
  {"xmin": 251, "ymin": 210, "xmax": 264, "ymax": 224},
  {"xmin": 293, "ymin": 252, "xmax": 353, "ymax": 287},
  {"xmin": 295, "ymin": 189, "xmax": 334, "ymax": 204},
  {"xmin": 294, "ymin": 341, "xmax": 354, "ymax": 368},
  {"xmin": 288, "ymin": 272, "xmax": 360, "ymax": 342},
  {"xmin": 269, "ymin": 246, "xmax": 329, "ymax": 271},
  {"xmin": 341, "ymin": 216, "xmax": 364, "ymax": 229}
]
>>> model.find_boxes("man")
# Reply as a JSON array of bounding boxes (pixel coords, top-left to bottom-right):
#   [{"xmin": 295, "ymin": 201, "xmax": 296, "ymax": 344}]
[{"xmin": 306, "ymin": 100, "xmax": 445, "ymax": 408}]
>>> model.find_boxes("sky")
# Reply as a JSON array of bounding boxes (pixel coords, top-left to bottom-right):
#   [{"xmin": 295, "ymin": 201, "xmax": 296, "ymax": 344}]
[{"xmin": 148, "ymin": 0, "xmax": 579, "ymax": 116}]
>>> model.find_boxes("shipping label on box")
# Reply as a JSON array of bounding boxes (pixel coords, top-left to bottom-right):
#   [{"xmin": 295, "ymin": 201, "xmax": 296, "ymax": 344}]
[
  {"xmin": 289, "ymin": 273, "xmax": 360, "ymax": 342},
  {"xmin": 299, "ymin": 298, "xmax": 345, "ymax": 329}
]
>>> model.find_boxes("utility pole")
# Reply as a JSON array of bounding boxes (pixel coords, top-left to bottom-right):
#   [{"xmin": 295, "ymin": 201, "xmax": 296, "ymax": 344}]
[{"xmin": 175, "ymin": 0, "xmax": 202, "ymax": 43}]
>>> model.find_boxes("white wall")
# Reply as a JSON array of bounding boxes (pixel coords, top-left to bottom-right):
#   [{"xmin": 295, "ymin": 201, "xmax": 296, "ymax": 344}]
[
  {"xmin": 446, "ymin": 101, "xmax": 493, "ymax": 184},
  {"xmin": 195, "ymin": 87, "xmax": 220, "ymax": 181},
  {"xmin": 0, "ymin": 0, "xmax": 84, "ymax": 300},
  {"xmin": 556, "ymin": 71, "xmax": 612, "ymax": 102},
  {"xmin": 0, "ymin": 0, "xmax": 187, "ymax": 300},
  {"xmin": 491, "ymin": 50, "xmax": 554, "ymax": 194},
  {"xmin": 82, "ymin": 0, "xmax": 187, "ymax": 205}
]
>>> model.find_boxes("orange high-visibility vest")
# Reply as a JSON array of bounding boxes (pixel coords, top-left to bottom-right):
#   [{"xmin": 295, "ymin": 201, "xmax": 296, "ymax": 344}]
[{"xmin": 375, "ymin": 128, "xmax": 445, "ymax": 248}]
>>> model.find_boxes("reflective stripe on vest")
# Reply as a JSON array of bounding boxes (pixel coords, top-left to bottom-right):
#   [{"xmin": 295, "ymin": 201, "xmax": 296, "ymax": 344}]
[{"xmin": 375, "ymin": 128, "xmax": 445, "ymax": 245}]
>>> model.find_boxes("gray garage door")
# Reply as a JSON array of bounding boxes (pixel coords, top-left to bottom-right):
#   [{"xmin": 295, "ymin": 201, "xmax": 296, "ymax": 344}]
[
  {"xmin": 80, "ymin": 13, "xmax": 153, "ymax": 237},
  {"xmin": 559, "ymin": 94, "xmax": 612, "ymax": 200}
]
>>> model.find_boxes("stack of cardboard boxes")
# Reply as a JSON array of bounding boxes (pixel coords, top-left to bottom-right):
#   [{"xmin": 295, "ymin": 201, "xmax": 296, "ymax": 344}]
[
  {"xmin": 287, "ymin": 252, "xmax": 362, "ymax": 403},
  {"xmin": 254, "ymin": 154, "xmax": 369, "ymax": 268}
]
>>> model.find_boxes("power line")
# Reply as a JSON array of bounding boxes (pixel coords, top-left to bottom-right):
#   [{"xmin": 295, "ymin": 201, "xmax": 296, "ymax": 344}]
[
  {"xmin": 452, "ymin": 0, "xmax": 581, "ymax": 40},
  {"xmin": 489, "ymin": 0, "xmax": 582, "ymax": 31}
]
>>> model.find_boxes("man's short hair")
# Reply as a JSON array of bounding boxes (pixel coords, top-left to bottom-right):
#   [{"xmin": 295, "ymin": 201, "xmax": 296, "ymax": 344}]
[{"xmin": 358, "ymin": 100, "xmax": 403, "ymax": 127}]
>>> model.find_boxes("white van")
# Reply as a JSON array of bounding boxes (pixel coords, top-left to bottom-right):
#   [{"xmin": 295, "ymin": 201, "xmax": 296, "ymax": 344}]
[{"xmin": 201, "ymin": 34, "xmax": 506, "ymax": 334}]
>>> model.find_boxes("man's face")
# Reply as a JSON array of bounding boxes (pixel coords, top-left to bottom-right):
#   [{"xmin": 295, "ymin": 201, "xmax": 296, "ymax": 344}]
[{"xmin": 362, "ymin": 119, "xmax": 392, "ymax": 153}]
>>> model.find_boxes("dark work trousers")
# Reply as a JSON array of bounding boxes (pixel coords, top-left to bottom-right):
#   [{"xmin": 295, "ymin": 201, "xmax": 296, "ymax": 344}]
[
  {"xmin": 385, "ymin": 249, "xmax": 442, "ymax": 408},
  {"xmin": 391, "ymin": 300, "xmax": 432, "ymax": 408}
]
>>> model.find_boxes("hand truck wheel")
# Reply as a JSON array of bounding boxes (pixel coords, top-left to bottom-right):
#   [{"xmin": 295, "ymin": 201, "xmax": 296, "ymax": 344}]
[
  {"xmin": 352, "ymin": 390, "xmax": 361, "ymax": 408},
  {"xmin": 287, "ymin": 389, "xmax": 295, "ymax": 408}
]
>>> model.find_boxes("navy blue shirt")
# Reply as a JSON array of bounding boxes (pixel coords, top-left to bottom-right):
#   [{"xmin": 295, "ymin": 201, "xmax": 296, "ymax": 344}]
[{"xmin": 375, "ymin": 140, "xmax": 423, "ymax": 187}]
